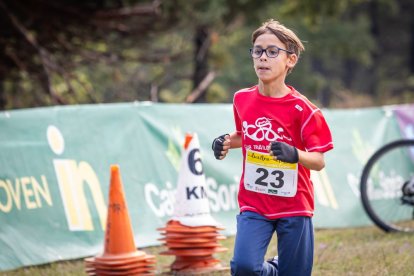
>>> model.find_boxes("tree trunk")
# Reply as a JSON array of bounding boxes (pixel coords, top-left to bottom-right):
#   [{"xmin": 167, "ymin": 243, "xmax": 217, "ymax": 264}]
[
  {"xmin": 192, "ymin": 25, "xmax": 211, "ymax": 103},
  {"xmin": 0, "ymin": 76, "xmax": 6, "ymax": 110},
  {"xmin": 410, "ymin": 17, "xmax": 414, "ymax": 73},
  {"xmin": 367, "ymin": 0, "xmax": 380, "ymax": 96}
]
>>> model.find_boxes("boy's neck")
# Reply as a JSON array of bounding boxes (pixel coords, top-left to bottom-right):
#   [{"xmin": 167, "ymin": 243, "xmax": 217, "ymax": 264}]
[{"xmin": 258, "ymin": 81, "xmax": 290, "ymax": 98}]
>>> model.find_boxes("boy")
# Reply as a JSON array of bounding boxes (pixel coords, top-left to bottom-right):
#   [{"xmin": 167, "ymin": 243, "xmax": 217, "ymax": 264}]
[{"xmin": 212, "ymin": 19, "xmax": 333, "ymax": 275}]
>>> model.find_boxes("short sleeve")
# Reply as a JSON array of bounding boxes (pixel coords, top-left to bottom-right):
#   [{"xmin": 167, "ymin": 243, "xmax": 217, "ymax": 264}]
[
  {"xmin": 302, "ymin": 110, "xmax": 334, "ymax": 152},
  {"xmin": 233, "ymin": 103, "xmax": 242, "ymax": 135}
]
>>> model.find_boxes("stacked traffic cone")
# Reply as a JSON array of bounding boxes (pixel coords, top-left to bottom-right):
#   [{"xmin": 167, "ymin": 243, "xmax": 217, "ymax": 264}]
[
  {"xmin": 85, "ymin": 165, "xmax": 156, "ymax": 276},
  {"xmin": 158, "ymin": 133, "xmax": 228, "ymax": 274}
]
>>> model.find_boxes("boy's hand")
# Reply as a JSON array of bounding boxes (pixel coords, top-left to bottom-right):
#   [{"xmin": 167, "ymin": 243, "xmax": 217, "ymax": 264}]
[
  {"xmin": 269, "ymin": 141, "xmax": 299, "ymax": 163},
  {"xmin": 212, "ymin": 134, "xmax": 230, "ymax": 160}
]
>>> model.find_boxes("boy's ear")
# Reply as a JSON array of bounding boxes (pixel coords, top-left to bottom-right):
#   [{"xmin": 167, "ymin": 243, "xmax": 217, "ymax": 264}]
[{"xmin": 287, "ymin": 54, "xmax": 298, "ymax": 69}]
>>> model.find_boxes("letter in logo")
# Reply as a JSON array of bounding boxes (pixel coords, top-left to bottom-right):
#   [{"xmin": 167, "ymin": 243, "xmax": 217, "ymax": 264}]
[
  {"xmin": 311, "ymin": 170, "xmax": 338, "ymax": 209},
  {"xmin": 48, "ymin": 125, "xmax": 107, "ymax": 231}
]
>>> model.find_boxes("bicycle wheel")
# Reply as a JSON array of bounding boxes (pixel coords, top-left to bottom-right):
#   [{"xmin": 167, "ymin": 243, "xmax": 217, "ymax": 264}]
[{"xmin": 360, "ymin": 139, "xmax": 414, "ymax": 232}]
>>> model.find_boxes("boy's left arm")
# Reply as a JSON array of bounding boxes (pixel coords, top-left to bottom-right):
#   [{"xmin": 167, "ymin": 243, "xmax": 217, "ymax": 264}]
[
  {"xmin": 297, "ymin": 150, "xmax": 325, "ymax": 171},
  {"xmin": 269, "ymin": 141, "xmax": 325, "ymax": 171}
]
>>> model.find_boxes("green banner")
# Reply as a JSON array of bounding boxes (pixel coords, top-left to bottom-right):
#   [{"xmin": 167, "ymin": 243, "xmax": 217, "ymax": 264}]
[{"xmin": 0, "ymin": 103, "xmax": 412, "ymax": 271}]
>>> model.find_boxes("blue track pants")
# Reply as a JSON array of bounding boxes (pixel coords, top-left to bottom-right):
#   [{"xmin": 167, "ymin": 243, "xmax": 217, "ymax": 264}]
[{"xmin": 230, "ymin": 211, "xmax": 314, "ymax": 276}]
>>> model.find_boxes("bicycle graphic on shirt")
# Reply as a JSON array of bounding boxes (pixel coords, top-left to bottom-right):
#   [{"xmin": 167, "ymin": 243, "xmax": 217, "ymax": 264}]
[
  {"xmin": 360, "ymin": 139, "xmax": 414, "ymax": 233},
  {"xmin": 242, "ymin": 117, "xmax": 292, "ymax": 142}
]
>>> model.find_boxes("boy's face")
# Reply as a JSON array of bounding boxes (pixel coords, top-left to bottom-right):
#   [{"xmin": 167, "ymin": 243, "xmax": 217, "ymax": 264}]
[{"xmin": 252, "ymin": 33, "xmax": 297, "ymax": 83}]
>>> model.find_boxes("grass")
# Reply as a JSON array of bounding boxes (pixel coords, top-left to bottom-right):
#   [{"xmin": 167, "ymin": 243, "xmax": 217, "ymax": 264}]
[{"xmin": 1, "ymin": 226, "xmax": 414, "ymax": 275}]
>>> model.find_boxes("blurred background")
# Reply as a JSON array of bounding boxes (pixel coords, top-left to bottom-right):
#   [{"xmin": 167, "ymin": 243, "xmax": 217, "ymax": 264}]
[{"xmin": 1, "ymin": 0, "xmax": 413, "ymax": 110}]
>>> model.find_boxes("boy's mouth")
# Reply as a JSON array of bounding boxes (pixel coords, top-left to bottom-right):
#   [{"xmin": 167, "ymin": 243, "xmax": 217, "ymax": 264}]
[{"xmin": 257, "ymin": 66, "xmax": 270, "ymax": 71}]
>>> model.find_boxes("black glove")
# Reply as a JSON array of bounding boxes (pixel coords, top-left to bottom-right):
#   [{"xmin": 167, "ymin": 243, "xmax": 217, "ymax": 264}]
[
  {"xmin": 212, "ymin": 134, "xmax": 228, "ymax": 160},
  {"xmin": 270, "ymin": 141, "xmax": 299, "ymax": 163}
]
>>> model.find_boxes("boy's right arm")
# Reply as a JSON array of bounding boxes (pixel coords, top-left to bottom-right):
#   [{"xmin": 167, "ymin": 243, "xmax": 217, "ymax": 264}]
[{"xmin": 212, "ymin": 131, "xmax": 241, "ymax": 160}]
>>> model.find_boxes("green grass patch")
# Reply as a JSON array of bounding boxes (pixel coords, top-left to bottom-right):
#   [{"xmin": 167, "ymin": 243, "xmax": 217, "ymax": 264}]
[{"xmin": 1, "ymin": 226, "xmax": 414, "ymax": 275}]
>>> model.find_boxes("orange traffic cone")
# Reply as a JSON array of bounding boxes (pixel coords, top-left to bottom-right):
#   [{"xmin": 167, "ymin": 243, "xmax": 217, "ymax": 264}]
[
  {"xmin": 158, "ymin": 133, "xmax": 228, "ymax": 275},
  {"xmin": 158, "ymin": 221, "xmax": 228, "ymax": 274},
  {"xmin": 85, "ymin": 165, "xmax": 156, "ymax": 276}
]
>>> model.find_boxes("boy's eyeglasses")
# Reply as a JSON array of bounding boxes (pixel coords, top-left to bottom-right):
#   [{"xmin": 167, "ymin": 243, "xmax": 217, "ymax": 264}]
[{"xmin": 249, "ymin": 46, "xmax": 293, "ymax": 58}]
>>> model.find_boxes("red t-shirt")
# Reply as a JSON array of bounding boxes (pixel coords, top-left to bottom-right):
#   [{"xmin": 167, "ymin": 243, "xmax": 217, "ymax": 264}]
[{"xmin": 233, "ymin": 85, "xmax": 333, "ymax": 219}]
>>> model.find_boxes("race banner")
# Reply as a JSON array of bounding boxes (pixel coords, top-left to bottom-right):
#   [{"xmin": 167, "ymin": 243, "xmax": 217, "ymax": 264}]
[{"xmin": 0, "ymin": 103, "xmax": 412, "ymax": 270}]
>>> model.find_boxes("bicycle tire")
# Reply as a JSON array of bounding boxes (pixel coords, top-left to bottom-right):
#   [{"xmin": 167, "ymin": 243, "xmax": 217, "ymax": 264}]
[{"xmin": 360, "ymin": 139, "xmax": 414, "ymax": 232}]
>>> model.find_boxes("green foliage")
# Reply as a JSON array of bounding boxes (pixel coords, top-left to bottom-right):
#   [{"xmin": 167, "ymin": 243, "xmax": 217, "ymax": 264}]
[
  {"xmin": 1, "ymin": 0, "xmax": 413, "ymax": 108},
  {"xmin": 206, "ymin": 83, "xmax": 229, "ymax": 103},
  {"xmin": 159, "ymin": 80, "xmax": 192, "ymax": 103}
]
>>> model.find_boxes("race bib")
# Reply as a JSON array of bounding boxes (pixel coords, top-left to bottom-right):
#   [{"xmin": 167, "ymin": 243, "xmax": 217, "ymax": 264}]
[{"xmin": 244, "ymin": 149, "xmax": 298, "ymax": 197}]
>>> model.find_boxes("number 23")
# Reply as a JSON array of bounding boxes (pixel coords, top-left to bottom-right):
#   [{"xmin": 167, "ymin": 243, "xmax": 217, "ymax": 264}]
[{"xmin": 255, "ymin": 168, "xmax": 284, "ymax": 188}]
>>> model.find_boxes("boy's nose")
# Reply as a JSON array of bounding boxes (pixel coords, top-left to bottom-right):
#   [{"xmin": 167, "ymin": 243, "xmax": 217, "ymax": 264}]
[{"xmin": 259, "ymin": 54, "xmax": 267, "ymax": 61}]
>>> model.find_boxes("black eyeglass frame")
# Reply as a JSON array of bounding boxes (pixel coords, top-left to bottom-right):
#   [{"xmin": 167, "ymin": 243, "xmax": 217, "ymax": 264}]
[{"xmin": 249, "ymin": 46, "xmax": 294, "ymax": 58}]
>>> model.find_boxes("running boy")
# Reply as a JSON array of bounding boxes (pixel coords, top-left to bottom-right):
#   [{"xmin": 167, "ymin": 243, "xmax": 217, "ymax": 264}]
[{"xmin": 212, "ymin": 19, "xmax": 334, "ymax": 275}]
